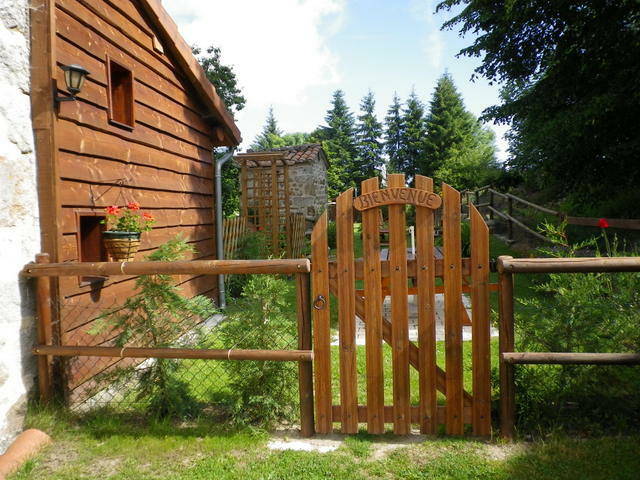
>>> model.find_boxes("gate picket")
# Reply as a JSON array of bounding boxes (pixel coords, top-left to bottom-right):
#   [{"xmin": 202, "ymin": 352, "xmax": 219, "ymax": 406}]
[
  {"xmin": 361, "ymin": 178, "xmax": 385, "ymax": 434},
  {"xmin": 442, "ymin": 183, "xmax": 464, "ymax": 435},
  {"xmin": 388, "ymin": 174, "xmax": 411, "ymax": 434},
  {"xmin": 336, "ymin": 188, "xmax": 359, "ymax": 433},
  {"xmin": 311, "ymin": 211, "xmax": 332, "ymax": 433},
  {"xmin": 470, "ymin": 204, "xmax": 492, "ymax": 435},
  {"xmin": 414, "ymin": 175, "xmax": 437, "ymax": 434}
]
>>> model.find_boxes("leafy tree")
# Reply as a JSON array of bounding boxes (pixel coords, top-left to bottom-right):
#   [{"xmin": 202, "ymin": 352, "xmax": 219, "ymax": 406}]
[
  {"xmin": 250, "ymin": 107, "xmax": 283, "ymax": 150},
  {"xmin": 355, "ymin": 90, "xmax": 384, "ymax": 182},
  {"xmin": 193, "ymin": 45, "xmax": 245, "ymax": 116},
  {"xmin": 422, "ymin": 73, "xmax": 498, "ymax": 189},
  {"xmin": 312, "ymin": 90, "xmax": 358, "ymax": 197},
  {"xmin": 194, "ymin": 45, "xmax": 246, "ymax": 217},
  {"xmin": 384, "ymin": 93, "xmax": 405, "ymax": 174},
  {"xmin": 399, "ymin": 90, "xmax": 427, "ymax": 181},
  {"xmin": 438, "ymin": 0, "xmax": 640, "ymax": 215}
]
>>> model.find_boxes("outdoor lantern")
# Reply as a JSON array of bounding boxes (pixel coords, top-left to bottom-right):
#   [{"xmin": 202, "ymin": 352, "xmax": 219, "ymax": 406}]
[{"xmin": 57, "ymin": 64, "xmax": 90, "ymax": 102}]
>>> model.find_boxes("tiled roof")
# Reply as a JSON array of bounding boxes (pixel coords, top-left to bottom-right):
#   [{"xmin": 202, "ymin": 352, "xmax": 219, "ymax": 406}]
[{"xmin": 235, "ymin": 144, "xmax": 328, "ymax": 168}]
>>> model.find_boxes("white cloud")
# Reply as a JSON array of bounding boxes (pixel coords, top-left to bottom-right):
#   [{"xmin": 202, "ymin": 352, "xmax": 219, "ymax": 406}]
[
  {"xmin": 163, "ymin": 0, "xmax": 346, "ymax": 148},
  {"xmin": 408, "ymin": 0, "xmax": 444, "ymax": 69}
]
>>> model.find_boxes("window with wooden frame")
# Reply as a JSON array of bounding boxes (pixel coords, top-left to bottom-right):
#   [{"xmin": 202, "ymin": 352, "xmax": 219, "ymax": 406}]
[
  {"xmin": 76, "ymin": 212, "xmax": 107, "ymax": 284},
  {"xmin": 107, "ymin": 56, "xmax": 134, "ymax": 129}
]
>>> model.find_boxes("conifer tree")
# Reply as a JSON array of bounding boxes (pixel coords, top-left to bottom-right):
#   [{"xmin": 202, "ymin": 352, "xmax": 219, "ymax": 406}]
[
  {"xmin": 313, "ymin": 90, "xmax": 358, "ymax": 197},
  {"xmin": 422, "ymin": 73, "xmax": 498, "ymax": 189},
  {"xmin": 355, "ymin": 90, "xmax": 383, "ymax": 183},
  {"xmin": 384, "ymin": 93, "xmax": 404, "ymax": 174},
  {"xmin": 399, "ymin": 90, "xmax": 427, "ymax": 181},
  {"xmin": 251, "ymin": 107, "xmax": 283, "ymax": 150}
]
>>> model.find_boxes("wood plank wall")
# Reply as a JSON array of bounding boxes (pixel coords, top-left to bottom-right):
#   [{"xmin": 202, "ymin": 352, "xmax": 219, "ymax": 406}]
[{"xmin": 52, "ymin": 0, "xmax": 221, "ymax": 394}]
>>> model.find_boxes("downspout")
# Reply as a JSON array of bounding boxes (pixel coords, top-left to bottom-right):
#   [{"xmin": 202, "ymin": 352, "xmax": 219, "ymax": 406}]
[{"xmin": 214, "ymin": 147, "xmax": 236, "ymax": 309}]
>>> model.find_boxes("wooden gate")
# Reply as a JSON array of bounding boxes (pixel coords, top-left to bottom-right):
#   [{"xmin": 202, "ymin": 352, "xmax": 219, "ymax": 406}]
[{"xmin": 311, "ymin": 174, "xmax": 492, "ymax": 435}]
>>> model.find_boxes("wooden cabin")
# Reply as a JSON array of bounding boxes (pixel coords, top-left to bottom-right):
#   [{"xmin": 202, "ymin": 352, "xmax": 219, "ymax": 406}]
[{"xmin": 30, "ymin": 0, "xmax": 241, "ymax": 401}]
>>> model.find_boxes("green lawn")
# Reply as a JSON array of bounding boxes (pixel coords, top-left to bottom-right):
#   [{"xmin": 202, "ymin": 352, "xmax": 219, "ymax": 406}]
[{"xmin": 11, "ymin": 407, "xmax": 640, "ymax": 479}]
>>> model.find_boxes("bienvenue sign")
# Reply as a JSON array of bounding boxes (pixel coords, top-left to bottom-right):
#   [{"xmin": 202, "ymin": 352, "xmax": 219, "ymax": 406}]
[{"xmin": 353, "ymin": 188, "xmax": 442, "ymax": 211}]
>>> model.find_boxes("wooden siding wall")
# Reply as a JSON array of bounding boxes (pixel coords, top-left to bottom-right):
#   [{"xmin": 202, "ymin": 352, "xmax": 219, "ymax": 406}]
[{"xmin": 52, "ymin": 0, "xmax": 219, "ymax": 395}]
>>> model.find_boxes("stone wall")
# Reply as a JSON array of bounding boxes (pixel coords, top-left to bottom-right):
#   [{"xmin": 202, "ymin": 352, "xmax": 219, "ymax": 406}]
[
  {"xmin": 0, "ymin": 0, "xmax": 40, "ymax": 453},
  {"xmin": 288, "ymin": 159, "xmax": 327, "ymax": 227}
]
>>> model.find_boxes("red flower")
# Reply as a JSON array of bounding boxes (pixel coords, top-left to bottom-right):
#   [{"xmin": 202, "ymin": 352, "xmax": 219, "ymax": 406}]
[
  {"xmin": 127, "ymin": 201, "xmax": 140, "ymax": 211},
  {"xmin": 598, "ymin": 218, "xmax": 609, "ymax": 228},
  {"xmin": 143, "ymin": 212, "xmax": 154, "ymax": 221},
  {"xmin": 106, "ymin": 205, "xmax": 120, "ymax": 215}
]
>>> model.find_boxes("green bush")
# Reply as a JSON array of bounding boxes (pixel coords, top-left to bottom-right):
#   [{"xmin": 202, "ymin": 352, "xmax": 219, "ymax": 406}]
[
  {"xmin": 90, "ymin": 236, "xmax": 217, "ymax": 418},
  {"xmin": 225, "ymin": 230, "xmax": 269, "ymax": 298},
  {"xmin": 514, "ymin": 223, "xmax": 640, "ymax": 434},
  {"xmin": 218, "ymin": 275, "xmax": 298, "ymax": 427},
  {"xmin": 327, "ymin": 220, "xmax": 337, "ymax": 250}
]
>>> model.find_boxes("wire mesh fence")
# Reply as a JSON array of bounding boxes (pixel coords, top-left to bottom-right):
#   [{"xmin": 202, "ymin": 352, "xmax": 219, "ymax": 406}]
[{"xmin": 52, "ymin": 273, "xmax": 302, "ymax": 427}]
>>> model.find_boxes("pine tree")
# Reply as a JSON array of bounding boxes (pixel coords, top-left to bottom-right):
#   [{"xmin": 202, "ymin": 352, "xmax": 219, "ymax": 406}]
[
  {"xmin": 384, "ymin": 93, "xmax": 404, "ymax": 174},
  {"xmin": 355, "ymin": 90, "xmax": 383, "ymax": 183},
  {"xmin": 313, "ymin": 90, "xmax": 358, "ymax": 197},
  {"xmin": 400, "ymin": 89, "xmax": 427, "ymax": 181},
  {"xmin": 422, "ymin": 74, "xmax": 498, "ymax": 189},
  {"xmin": 251, "ymin": 107, "xmax": 283, "ymax": 150}
]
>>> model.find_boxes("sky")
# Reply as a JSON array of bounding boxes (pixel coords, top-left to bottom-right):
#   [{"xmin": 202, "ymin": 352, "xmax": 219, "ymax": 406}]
[{"xmin": 163, "ymin": 0, "xmax": 510, "ymax": 160}]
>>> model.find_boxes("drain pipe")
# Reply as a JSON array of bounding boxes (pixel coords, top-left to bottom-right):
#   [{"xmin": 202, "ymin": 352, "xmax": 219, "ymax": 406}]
[{"xmin": 214, "ymin": 147, "xmax": 236, "ymax": 309}]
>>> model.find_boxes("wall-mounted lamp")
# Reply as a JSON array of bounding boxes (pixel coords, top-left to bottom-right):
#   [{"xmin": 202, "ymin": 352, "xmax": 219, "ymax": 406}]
[{"xmin": 56, "ymin": 64, "xmax": 90, "ymax": 103}]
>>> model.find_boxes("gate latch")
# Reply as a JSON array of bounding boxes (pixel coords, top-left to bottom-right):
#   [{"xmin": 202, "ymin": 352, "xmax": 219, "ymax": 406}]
[{"xmin": 313, "ymin": 295, "xmax": 327, "ymax": 310}]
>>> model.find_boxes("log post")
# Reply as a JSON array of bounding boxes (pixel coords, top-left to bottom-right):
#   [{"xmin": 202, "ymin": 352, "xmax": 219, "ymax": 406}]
[
  {"xmin": 35, "ymin": 254, "xmax": 53, "ymax": 402},
  {"xmin": 296, "ymin": 272, "xmax": 315, "ymax": 437},
  {"xmin": 507, "ymin": 196, "xmax": 514, "ymax": 242},
  {"xmin": 498, "ymin": 257, "xmax": 515, "ymax": 439}
]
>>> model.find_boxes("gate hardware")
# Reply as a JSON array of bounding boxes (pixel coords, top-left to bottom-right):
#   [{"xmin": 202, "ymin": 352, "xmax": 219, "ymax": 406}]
[{"xmin": 313, "ymin": 295, "xmax": 326, "ymax": 310}]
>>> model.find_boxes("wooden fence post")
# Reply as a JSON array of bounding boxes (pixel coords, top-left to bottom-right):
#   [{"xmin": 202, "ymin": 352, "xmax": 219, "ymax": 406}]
[
  {"xmin": 507, "ymin": 197, "xmax": 514, "ymax": 242},
  {"xmin": 498, "ymin": 257, "xmax": 515, "ymax": 439},
  {"xmin": 296, "ymin": 272, "xmax": 315, "ymax": 437},
  {"xmin": 489, "ymin": 191, "xmax": 494, "ymax": 220},
  {"xmin": 35, "ymin": 253, "xmax": 53, "ymax": 402}
]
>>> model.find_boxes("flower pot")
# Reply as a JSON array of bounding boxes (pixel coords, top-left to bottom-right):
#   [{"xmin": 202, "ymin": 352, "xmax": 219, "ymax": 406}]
[{"xmin": 103, "ymin": 231, "xmax": 141, "ymax": 261}]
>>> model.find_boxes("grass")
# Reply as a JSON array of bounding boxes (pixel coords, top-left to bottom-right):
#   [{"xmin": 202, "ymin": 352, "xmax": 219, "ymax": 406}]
[{"xmin": 11, "ymin": 406, "xmax": 640, "ymax": 479}]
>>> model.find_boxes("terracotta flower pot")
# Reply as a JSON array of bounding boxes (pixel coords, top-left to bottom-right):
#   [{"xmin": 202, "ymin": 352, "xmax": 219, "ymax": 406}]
[{"xmin": 103, "ymin": 231, "xmax": 141, "ymax": 261}]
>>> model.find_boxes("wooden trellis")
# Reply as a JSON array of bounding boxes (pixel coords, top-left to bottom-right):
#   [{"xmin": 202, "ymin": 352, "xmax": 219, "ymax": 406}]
[{"xmin": 239, "ymin": 155, "xmax": 292, "ymax": 257}]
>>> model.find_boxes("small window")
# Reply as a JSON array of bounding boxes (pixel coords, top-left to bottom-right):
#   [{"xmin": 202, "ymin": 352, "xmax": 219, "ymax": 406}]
[
  {"xmin": 107, "ymin": 57, "xmax": 134, "ymax": 129},
  {"xmin": 78, "ymin": 214, "xmax": 107, "ymax": 284}
]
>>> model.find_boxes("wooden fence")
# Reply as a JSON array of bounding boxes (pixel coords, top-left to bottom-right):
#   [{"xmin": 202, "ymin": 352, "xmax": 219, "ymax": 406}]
[
  {"xmin": 496, "ymin": 255, "xmax": 640, "ymax": 439},
  {"xmin": 464, "ymin": 186, "xmax": 640, "ymax": 243},
  {"xmin": 22, "ymin": 254, "xmax": 315, "ymax": 437},
  {"xmin": 223, "ymin": 216, "xmax": 248, "ymax": 259}
]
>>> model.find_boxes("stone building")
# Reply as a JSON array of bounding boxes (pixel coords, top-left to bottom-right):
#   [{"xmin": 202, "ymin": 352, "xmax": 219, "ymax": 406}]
[{"xmin": 237, "ymin": 144, "xmax": 328, "ymax": 226}]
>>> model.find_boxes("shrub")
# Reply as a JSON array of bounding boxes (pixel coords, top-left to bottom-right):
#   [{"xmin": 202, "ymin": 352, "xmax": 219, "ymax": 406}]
[
  {"xmin": 90, "ymin": 236, "xmax": 217, "ymax": 418},
  {"xmin": 514, "ymin": 222, "xmax": 640, "ymax": 434},
  {"xmin": 225, "ymin": 230, "xmax": 269, "ymax": 298},
  {"xmin": 218, "ymin": 275, "xmax": 298, "ymax": 427},
  {"xmin": 327, "ymin": 220, "xmax": 337, "ymax": 250}
]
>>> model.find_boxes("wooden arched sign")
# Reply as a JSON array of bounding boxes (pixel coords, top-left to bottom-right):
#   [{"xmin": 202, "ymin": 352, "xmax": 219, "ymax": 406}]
[{"xmin": 353, "ymin": 187, "xmax": 441, "ymax": 211}]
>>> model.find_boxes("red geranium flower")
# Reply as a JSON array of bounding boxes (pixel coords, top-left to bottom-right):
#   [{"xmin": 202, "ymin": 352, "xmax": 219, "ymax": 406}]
[
  {"xmin": 598, "ymin": 218, "xmax": 609, "ymax": 228},
  {"xmin": 106, "ymin": 205, "xmax": 120, "ymax": 215},
  {"xmin": 143, "ymin": 212, "xmax": 154, "ymax": 220},
  {"xmin": 127, "ymin": 201, "xmax": 140, "ymax": 211}
]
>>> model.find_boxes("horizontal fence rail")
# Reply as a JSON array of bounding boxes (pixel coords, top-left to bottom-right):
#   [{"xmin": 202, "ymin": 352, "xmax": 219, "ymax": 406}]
[
  {"xmin": 464, "ymin": 186, "xmax": 640, "ymax": 244},
  {"xmin": 27, "ymin": 253, "xmax": 315, "ymax": 437},
  {"xmin": 497, "ymin": 254, "xmax": 640, "ymax": 439},
  {"xmin": 33, "ymin": 345, "xmax": 313, "ymax": 362},
  {"xmin": 21, "ymin": 258, "xmax": 311, "ymax": 277}
]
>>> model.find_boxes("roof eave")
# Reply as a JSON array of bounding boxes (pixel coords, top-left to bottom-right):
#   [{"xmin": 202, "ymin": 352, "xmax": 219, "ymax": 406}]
[{"xmin": 137, "ymin": 0, "xmax": 242, "ymax": 146}]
